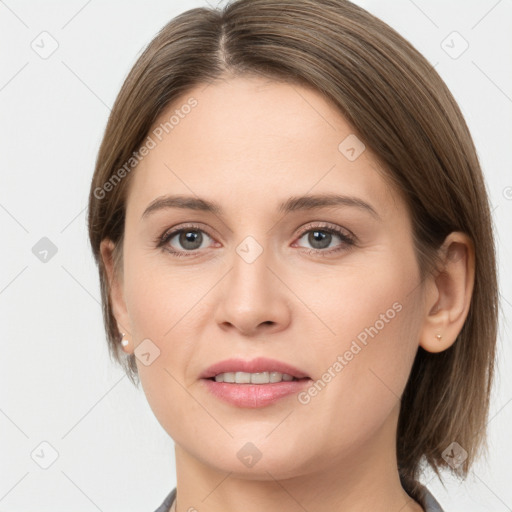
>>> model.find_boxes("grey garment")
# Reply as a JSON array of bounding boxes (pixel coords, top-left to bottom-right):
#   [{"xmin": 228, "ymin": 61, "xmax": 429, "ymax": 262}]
[
  {"xmin": 153, "ymin": 487, "xmax": 176, "ymax": 512},
  {"xmin": 153, "ymin": 483, "xmax": 444, "ymax": 512},
  {"xmin": 402, "ymin": 477, "xmax": 445, "ymax": 512},
  {"xmin": 414, "ymin": 484, "xmax": 445, "ymax": 512},
  {"xmin": 424, "ymin": 490, "xmax": 445, "ymax": 512}
]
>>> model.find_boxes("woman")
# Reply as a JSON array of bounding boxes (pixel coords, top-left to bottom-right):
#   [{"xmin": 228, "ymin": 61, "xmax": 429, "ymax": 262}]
[{"xmin": 87, "ymin": 1, "xmax": 498, "ymax": 510}]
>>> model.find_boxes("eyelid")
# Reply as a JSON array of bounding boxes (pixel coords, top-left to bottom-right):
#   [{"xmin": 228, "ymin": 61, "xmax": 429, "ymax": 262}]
[
  {"xmin": 160, "ymin": 221, "xmax": 353, "ymax": 241},
  {"xmin": 295, "ymin": 221, "xmax": 354, "ymax": 239},
  {"xmin": 160, "ymin": 222, "xmax": 214, "ymax": 241}
]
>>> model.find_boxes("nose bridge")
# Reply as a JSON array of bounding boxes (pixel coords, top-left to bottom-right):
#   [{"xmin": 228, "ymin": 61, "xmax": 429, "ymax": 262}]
[
  {"xmin": 230, "ymin": 233, "xmax": 274, "ymax": 301},
  {"xmin": 214, "ymin": 231, "xmax": 290, "ymax": 334}
]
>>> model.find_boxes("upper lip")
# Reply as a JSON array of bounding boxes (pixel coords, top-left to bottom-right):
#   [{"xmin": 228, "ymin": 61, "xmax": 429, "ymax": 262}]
[{"xmin": 200, "ymin": 357, "xmax": 310, "ymax": 380}]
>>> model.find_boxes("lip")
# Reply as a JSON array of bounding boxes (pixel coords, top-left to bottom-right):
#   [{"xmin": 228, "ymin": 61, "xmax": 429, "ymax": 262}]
[
  {"xmin": 199, "ymin": 357, "xmax": 312, "ymax": 409},
  {"xmin": 201, "ymin": 378, "xmax": 312, "ymax": 408},
  {"xmin": 199, "ymin": 357, "xmax": 310, "ymax": 380}
]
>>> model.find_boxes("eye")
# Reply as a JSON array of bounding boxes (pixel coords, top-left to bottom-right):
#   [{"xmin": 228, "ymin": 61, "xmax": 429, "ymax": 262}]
[
  {"xmin": 294, "ymin": 223, "xmax": 355, "ymax": 255},
  {"xmin": 157, "ymin": 223, "xmax": 215, "ymax": 257},
  {"xmin": 156, "ymin": 222, "xmax": 356, "ymax": 258}
]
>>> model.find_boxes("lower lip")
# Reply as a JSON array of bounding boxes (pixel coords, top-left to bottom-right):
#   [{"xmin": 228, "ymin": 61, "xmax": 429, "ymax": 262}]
[{"xmin": 201, "ymin": 378, "xmax": 312, "ymax": 408}]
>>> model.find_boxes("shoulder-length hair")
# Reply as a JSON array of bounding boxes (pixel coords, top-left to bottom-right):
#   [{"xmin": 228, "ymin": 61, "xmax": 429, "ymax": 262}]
[{"xmin": 87, "ymin": 0, "xmax": 498, "ymax": 493}]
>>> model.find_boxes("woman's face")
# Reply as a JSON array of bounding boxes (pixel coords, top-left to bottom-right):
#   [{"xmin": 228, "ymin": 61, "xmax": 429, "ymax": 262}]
[{"xmin": 110, "ymin": 76, "xmax": 429, "ymax": 478}]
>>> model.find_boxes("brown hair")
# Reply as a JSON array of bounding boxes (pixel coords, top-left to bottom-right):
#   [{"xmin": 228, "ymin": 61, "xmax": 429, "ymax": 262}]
[{"xmin": 87, "ymin": 0, "xmax": 498, "ymax": 494}]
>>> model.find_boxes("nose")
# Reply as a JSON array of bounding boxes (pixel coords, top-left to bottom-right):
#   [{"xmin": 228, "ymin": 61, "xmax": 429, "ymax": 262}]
[{"xmin": 213, "ymin": 241, "xmax": 291, "ymax": 337}]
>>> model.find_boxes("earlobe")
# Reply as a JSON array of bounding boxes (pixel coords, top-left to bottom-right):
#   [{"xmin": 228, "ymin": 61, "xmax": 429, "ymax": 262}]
[
  {"xmin": 419, "ymin": 232, "xmax": 475, "ymax": 354},
  {"xmin": 99, "ymin": 238, "xmax": 133, "ymax": 353}
]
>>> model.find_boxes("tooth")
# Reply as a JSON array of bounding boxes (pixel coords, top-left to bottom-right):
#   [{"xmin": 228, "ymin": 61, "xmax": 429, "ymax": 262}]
[
  {"xmin": 212, "ymin": 371, "xmax": 299, "ymax": 383},
  {"xmin": 269, "ymin": 371, "xmax": 283, "ymax": 383},
  {"xmin": 250, "ymin": 372, "xmax": 270, "ymax": 384},
  {"xmin": 235, "ymin": 371, "xmax": 252, "ymax": 383}
]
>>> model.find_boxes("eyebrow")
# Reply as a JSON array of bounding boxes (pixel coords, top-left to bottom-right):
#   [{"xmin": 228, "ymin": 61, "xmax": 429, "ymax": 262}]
[{"xmin": 141, "ymin": 193, "xmax": 380, "ymax": 220}]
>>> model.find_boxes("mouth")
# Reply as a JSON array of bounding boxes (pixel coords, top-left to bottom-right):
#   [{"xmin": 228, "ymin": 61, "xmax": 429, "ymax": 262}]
[
  {"xmin": 205, "ymin": 372, "xmax": 310, "ymax": 384},
  {"xmin": 199, "ymin": 357, "xmax": 312, "ymax": 408},
  {"xmin": 199, "ymin": 356, "xmax": 311, "ymax": 381}
]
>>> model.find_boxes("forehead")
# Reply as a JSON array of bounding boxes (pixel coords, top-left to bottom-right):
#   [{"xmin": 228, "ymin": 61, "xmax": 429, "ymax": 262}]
[{"xmin": 126, "ymin": 76, "xmax": 402, "ymax": 220}]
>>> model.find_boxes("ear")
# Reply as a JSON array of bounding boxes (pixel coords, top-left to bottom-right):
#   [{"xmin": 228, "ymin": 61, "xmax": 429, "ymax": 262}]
[
  {"xmin": 99, "ymin": 238, "xmax": 133, "ymax": 354},
  {"xmin": 419, "ymin": 232, "xmax": 475, "ymax": 353}
]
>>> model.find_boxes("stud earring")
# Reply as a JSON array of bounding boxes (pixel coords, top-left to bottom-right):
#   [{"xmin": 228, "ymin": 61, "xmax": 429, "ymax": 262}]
[
  {"xmin": 120, "ymin": 332, "xmax": 129, "ymax": 347},
  {"xmin": 435, "ymin": 333, "xmax": 442, "ymax": 341}
]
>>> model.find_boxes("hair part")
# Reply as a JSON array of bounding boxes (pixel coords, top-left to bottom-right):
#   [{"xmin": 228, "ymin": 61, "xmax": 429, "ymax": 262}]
[{"xmin": 87, "ymin": 0, "xmax": 498, "ymax": 493}]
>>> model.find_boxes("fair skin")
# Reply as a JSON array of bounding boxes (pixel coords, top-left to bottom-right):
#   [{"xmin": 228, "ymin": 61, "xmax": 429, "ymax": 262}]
[{"xmin": 101, "ymin": 76, "xmax": 474, "ymax": 512}]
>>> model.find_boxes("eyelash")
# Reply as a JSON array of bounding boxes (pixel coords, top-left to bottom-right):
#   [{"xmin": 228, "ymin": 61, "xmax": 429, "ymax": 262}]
[{"xmin": 155, "ymin": 222, "xmax": 356, "ymax": 258}]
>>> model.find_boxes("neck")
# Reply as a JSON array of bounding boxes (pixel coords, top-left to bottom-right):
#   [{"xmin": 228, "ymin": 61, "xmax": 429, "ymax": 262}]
[{"xmin": 172, "ymin": 403, "xmax": 423, "ymax": 512}]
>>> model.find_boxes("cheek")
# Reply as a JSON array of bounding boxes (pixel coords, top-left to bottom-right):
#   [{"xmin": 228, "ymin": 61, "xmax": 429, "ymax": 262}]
[
  {"xmin": 123, "ymin": 245, "xmax": 200, "ymax": 339},
  {"xmin": 122, "ymin": 247, "xmax": 217, "ymax": 409},
  {"xmin": 296, "ymin": 250, "xmax": 422, "ymax": 420},
  {"xmin": 122, "ymin": 257, "xmax": 203, "ymax": 439},
  {"xmin": 295, "ymin": 247, "xmax": 419, "ymax": 353},
  {"xmin": 321, "ymin": 295, "xmax": 421, "ymax": 453}
]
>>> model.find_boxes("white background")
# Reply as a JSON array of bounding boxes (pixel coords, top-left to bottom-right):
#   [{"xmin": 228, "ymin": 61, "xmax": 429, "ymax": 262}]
[{"xmin": 1, "ymin": 0, "xmax": 511, "ymax": 510}]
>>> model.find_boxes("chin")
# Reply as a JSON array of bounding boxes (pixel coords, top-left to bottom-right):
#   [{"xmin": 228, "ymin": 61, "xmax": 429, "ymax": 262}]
[{"xmin": 192, "ymin": 437, "xmax": 315, "ymax": 479}]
